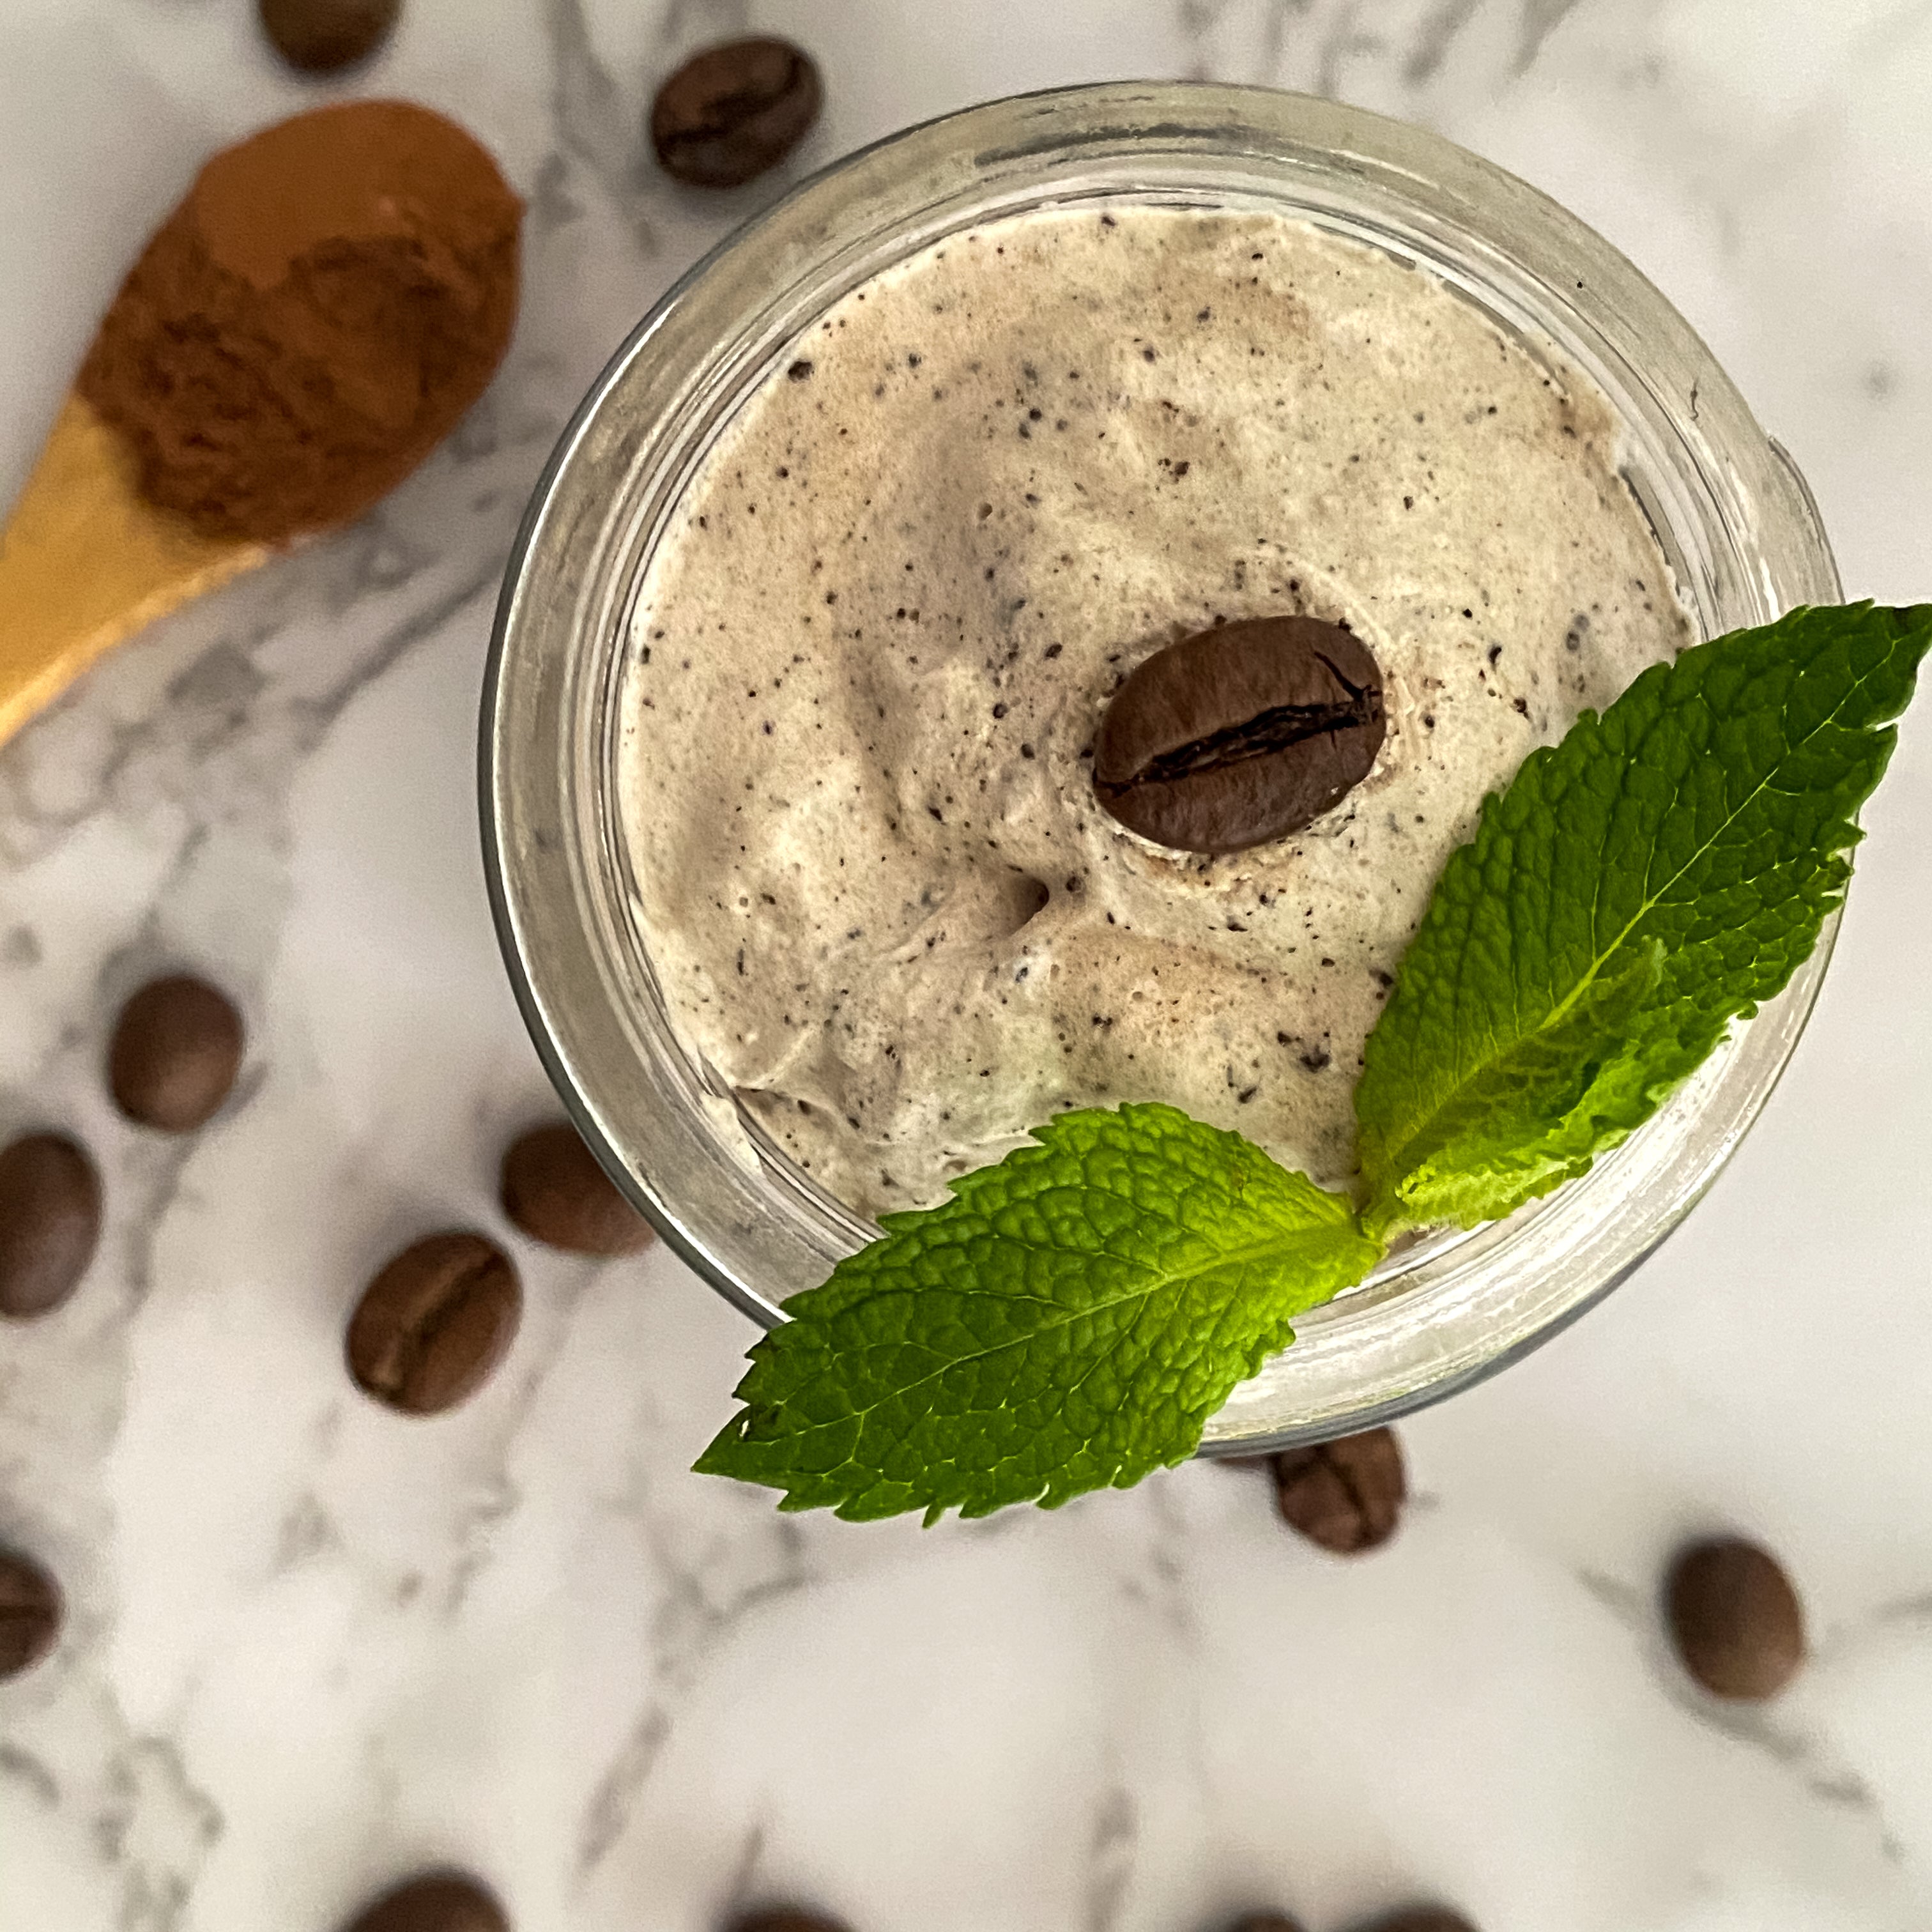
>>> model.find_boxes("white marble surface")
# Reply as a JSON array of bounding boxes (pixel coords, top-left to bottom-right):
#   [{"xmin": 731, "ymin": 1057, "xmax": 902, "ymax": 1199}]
[{"xmin": 3, "ymin": 3, "xmax": 1932, "ymax": 1929}]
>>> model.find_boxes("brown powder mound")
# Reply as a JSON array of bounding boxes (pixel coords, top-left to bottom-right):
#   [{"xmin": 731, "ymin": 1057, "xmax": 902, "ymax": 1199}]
[{"xmin": 78, "ymin": 100, "xmax": 522, "ymax": 545}]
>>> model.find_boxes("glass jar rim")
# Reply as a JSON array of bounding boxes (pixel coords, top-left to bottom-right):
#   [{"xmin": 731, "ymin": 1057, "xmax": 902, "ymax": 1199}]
[{"xmin": 481, "ymin": 81, "xmax": 1840, "ymax": 1450}]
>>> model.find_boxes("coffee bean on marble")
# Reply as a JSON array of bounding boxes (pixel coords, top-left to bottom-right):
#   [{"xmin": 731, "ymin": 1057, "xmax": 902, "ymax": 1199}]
[
  {"xmin": 1354, "ymin": 1911, "xmax": 1480, "ymax": 1932},
  {"xmin": 0, "ymin": 1132, "xmax": 102, "ymax": 1319},
  {"xmin": 1094, "ymin": 616, "xmax": 1386, "ymax": 854},
  {"xmin": 1222, "ymin": 1913, "xmax": 1308, "ymax": 1932},
  {"xmin": 1666, "ymin": 1536, "xmax": 1805, "ymax": 1700},
  {"xmin": 341, "ymin": 1871, "xmax": 507, "ymax": 1932},
  {"xmin": 1266, "ymin": 1427, "xmax": 1406, "ymax": 1554},
  {"xmin": 650, "ymin": 37, "xmax": 822, "ymax": 188},
  {"xmin": 724, "ymin": 1912, "xmax": 853, "ymax": 1932},
  {"xmin": 0, "ymin": 1546, "xmax": 63, "ymax": 1680},
  {"xmin": 258, "ymin": 0, "xmax": 401, "ymax": 73},
  {"xmin": 108, "ymin": 974, "xmax": 244, "ymax": 1132},
  {"xmin": 500, "ymin": 1123, "xmax": 654, "ymax": 1257},
  {"xmin": 346, "ymin": 1233, "xmax": 520, "ymax": 1416}
]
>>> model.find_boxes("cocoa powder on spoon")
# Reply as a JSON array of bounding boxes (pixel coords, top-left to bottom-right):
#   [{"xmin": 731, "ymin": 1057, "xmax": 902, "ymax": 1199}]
[{"xmin": 77, "ymin": 99, "xmax": 521, "ymax": 544}]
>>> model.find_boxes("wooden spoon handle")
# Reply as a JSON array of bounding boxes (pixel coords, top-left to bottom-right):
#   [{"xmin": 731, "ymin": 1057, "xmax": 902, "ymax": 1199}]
[{"xmin": 0, "ymin": 394, "xmax": 268, "ymax": 746}]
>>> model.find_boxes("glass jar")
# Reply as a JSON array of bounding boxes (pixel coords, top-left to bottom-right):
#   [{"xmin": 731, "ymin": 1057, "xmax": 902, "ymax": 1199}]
[{"xmin": 480, "ymin": 82, "xmax": 1839, "ymax": 1453}]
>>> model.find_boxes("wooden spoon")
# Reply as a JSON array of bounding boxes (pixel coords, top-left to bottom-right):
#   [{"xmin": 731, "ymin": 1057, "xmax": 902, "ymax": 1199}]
[{"xmin": 0, "ymin": 395, "xmax": 268, "ymax": 746}]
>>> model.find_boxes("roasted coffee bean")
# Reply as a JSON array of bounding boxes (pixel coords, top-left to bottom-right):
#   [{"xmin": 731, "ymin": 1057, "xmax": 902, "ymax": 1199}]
[
  {"xmin": 341, "ymin": 1871, "xmax": 507, "ymax": 1932},
  {"xmin": 1093, "ymin": 616, "xmax": 1385, "ymax": 854},
  {"xmin": 0, "ymin": 1546, "xmax": 63, "ymax": 1680},
  {"xmin": 0, "ymin": 1132, "xmax": 102, "ymax": 1319},
  {"xmin": 1223, "ymin": 1913, "xmax": 1308, "ymax": 1932},
  {"xmin": 500, "ymin": 1123, "xmax": 654, "ymax": 1257},
  {"xmin": 724, "ymin": 1912, "xmax": 852, "ymax": 1932},
  {"xmin": 1266, "ymin": 1427, "xmax": 1405, "ymax": 1554},
  {"xmin": 1666, "ymin": 1536, "xmax": 1805, "ymax": 1700},
  {"xmin": 650, "ymin": 38, "xmax": 822, "ymax": 188},
  {"xmin": 1355, "ymin": 1911, "xmax": 1479, "ymax": 1932},
  {"xmin": 109, "ymin": 974, "xmax": 245, "ymax": 1132},
  {"xmin": 258, "ymin": 0, "xmax": 401, "ymax": 73},
  {"xmin": 346, "ymin": 1233, "xmax": 520, "ymax": 1416}
]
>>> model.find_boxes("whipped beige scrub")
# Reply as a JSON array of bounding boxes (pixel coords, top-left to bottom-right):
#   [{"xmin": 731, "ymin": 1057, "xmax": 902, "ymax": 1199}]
[{"xmin": 619, "ymin": 205, "xmax": 1692, "ymax": 1216}]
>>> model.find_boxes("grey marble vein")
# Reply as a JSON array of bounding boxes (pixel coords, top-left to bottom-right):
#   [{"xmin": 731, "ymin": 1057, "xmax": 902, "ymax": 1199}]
[
  {"xmin": 1085, "ymin": 1782, "xmax": 1139, "ymax": 1932},
  {"xmin": 546, "ymin": 0, "xmax": 658, "ymax": 247},
  {"xmin": 576, "ymin": 1703, "xmax": 673, "ymax": 1874},
  {"xmin": 1404, "ymin": 0, "xmax": 1483, "ymax": 84},
  {"xmin": 1515, "ymin": 0, "xmax": 1584, "ymax": 72}
]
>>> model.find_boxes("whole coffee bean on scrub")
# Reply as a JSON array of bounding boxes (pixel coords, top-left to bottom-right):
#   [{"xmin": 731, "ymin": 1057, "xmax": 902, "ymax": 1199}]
[
  {"xmin": 341, "ymin": 1871, "xmax": 508, "ymax": 1932},
  {"xmin": 650, "ymin": 38, "xmax": 822, "ymax": 188},
  {"xmin": 257, "ymin": 0, "xmax": 401, "ymax": 72},
  {"xmin": 1266, "ymin": 1427, "xmax": 1406, "ymax": 1554},
  {"xmin": 0, "ymin": 1545, "xmax": 63, "ymax": 1679},
  {"xmin": 0, "ymin": 1132, "xmax": 102, "ymax": 1319},
  {"xmin": 1356, "ymin": 1912, "xmax": 1480, "ymax": 1932},
  {"xmin": 346, "ymin": 1233, "xmax": 521, "ymax": 1416},
  {"xmin": 108, "ymin": 974, "xmax": 244, "ymax": 1132},
  {"xmin": 500, "ymin": 1123, "xmax": 654, "ymax": 1257},
  {"xmin": 724, "ymin": 1912, "xmax": 853, "ymax": 1932},
  {"xmin": 1093, "ymin": 616, "xmax": 1386, "ymax": 854},
  {"xmin": 1223, "ymin": 1913, "xmax": 1309, "ymax": 1932},
  {"xmin": 1666, "ymin": 1536, "xmax": 1805, "ymax": 1700}
]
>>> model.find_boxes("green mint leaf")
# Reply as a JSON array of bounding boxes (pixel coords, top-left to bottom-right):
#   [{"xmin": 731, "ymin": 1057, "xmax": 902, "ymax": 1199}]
[
  {"xmin": 695, "ymin": 1103, "xmax": 1383, "ymax": 1522},
  {"xmin": 1357, "ymin": 602, "xmax": 1931, "ymax": 1236}
]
